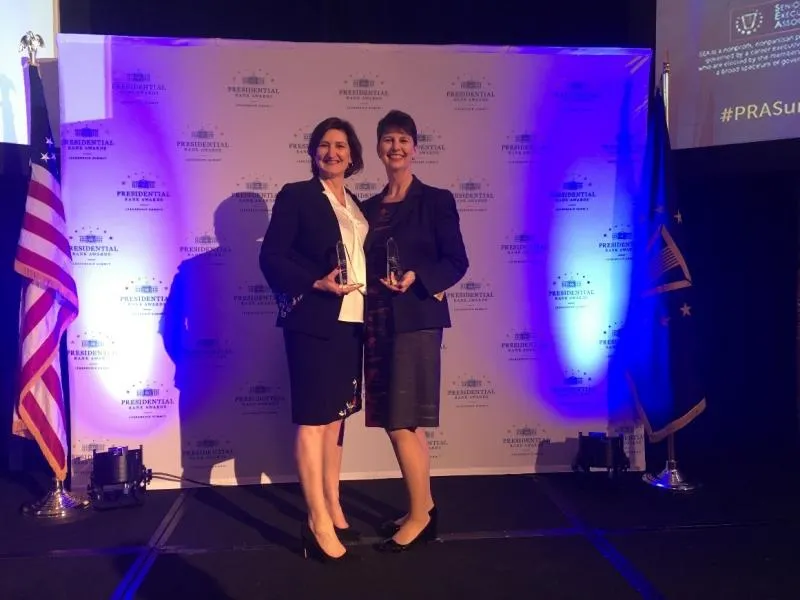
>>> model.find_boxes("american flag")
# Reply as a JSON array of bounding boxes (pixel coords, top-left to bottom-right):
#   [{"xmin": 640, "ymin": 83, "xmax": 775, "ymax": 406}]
[{"xmin": 13, "ymin": 64, "xmax": 79, "ymax": 481}]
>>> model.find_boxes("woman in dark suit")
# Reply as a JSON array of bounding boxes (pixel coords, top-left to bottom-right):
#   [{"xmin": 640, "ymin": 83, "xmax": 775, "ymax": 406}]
[
  {"xmin": 259, "ymin": 117, "xmax": 367, "ymax": 563},
  {"xmin": 362, "ymin": 110, "xmax": 469, "ymax": 552}
]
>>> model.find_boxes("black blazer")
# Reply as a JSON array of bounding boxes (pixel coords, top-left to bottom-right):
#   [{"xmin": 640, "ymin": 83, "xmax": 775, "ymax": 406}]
[
  {"xmin": 362, "ymin": 175, "xmax": 469, "ymax": 334},
  {"xmin": 259, "ymin": 178, "xmax": 361, "ymax": 337}
]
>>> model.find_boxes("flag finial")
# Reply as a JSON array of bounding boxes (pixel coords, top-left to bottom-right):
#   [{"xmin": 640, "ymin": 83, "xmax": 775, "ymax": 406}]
[{"xmin": 19, "ymin": 31, "xmax": 46, "ymax": 66}]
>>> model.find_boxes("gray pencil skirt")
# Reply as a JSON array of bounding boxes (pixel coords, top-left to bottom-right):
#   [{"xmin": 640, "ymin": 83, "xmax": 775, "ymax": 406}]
[{"xmin": 365, "ymin": 328, "xmax": 443, "ymax": 430}]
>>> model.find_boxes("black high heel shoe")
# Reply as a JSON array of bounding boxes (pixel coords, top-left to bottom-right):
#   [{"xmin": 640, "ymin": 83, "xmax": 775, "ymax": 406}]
[
  {"xmin": 300, "ymin": 523, "xmax": 360, "ymax": 564},
  {"xmin": 334, "ymin": 525, "xmax": 362, "ymax": 543},
  {"xmin": 378, "ymin": 506, "xmax": 437, "ymax": 538},
  {"xmin": 374, "ymin": 508, "xmax": 439, "ymax": 553}
]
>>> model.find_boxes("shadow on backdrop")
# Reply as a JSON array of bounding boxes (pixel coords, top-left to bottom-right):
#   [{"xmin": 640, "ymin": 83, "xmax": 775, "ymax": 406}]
[{"xmin": 160, "ymin": 192, "xmax": 295, "ymax": 489}]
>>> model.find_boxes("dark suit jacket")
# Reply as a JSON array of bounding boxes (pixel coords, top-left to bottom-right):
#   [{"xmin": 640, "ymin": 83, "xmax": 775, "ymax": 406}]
[
  {"xmin": 259, "ymin": 178, "xmax": 361, "ymax": 338},
  {"xmin": 362, "ymin": 175, "xmax": 469, "ymax": 333}
]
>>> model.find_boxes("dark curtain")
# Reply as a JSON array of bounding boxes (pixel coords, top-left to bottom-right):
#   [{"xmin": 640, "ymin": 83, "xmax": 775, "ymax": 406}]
[
  {"xmin": 0, "ymin": 145, "xmax": 28, "ymax": 475},
  {"xmin": 672, "ymin": 148, "xmax": 800, "ymax": 471}
]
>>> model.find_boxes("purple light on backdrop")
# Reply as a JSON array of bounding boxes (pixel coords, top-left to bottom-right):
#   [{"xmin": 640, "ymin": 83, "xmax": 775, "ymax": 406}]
[{"xmin": 518, "ymin": 49, "xmax": 651, "ymax": 422}]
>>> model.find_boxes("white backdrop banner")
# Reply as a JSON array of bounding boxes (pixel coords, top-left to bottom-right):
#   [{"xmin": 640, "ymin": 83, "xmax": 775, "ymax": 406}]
[{"xmin": 56, "ymin": 34, "xmax": 652, "ymax": 489}]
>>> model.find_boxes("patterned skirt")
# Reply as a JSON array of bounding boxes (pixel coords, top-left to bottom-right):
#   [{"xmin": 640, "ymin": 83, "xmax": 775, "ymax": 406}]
[{"xmin": 283, "ymin": 321, "xmax": 363, "ymax": 425}]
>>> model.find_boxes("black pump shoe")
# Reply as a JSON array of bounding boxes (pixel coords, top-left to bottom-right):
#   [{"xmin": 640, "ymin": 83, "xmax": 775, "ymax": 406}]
[
  {"xmin": 378, "ymin": 506, "xmax": 437, "ymax": 538},
  {"xmin": 374, "ymin": 509, "xmax": 439, "ymax": 553},
  {"xmin": 300, "ymin": 523, "xmax": 360, "ymax": 564},
  {"xmin": 378, "ymin": 519, "xmax": 402, "ymax": 537},
  {"xmin": 334, "ymin": 525, "xmax": 362, "ymax": 543}
]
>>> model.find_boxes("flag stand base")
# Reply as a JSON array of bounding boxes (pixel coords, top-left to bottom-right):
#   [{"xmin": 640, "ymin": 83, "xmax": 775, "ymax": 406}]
[
  {"xmin": 22, "ymin": 478, "xmax": 91, "ymax": 521},
  {"xmin": 642, "ymin": 433, "xmax": 697, "ymax": 492}
]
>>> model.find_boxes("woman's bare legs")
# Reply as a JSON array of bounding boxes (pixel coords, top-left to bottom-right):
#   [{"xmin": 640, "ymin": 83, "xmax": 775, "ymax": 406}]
[
  {"xmin": 387, "ymin": 427, "xmax": 435, "ymax": 544},
  {"xmin": 391, "ymin": 427, "xmax": 434, "ymax": 528},
  {"xmin": 323, "ymin": 418, "xmax": 350, "ymax": 529},
  {"xmin": 296, "ymin": 423, "xmax": 346, "ymax": 557}
]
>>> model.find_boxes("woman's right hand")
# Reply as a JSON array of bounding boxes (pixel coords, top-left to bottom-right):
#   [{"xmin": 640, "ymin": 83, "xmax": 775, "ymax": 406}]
[{"xmin": 312, "ymin": 267, "xmax": 363, "ymax": 296}]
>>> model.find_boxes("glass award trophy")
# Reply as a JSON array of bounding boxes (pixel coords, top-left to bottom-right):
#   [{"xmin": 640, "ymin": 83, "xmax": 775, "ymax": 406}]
[
  {"xmin": 386, "ymin": 237, "xmax": 403, "ymax": 285},
  {"xmin": 335, "ymin": 240, "xmax": 350, "ymax": 285}
]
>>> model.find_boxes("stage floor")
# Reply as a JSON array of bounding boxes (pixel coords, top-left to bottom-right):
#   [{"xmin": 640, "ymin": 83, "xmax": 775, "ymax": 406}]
[{"xmin": 0, "ymin": 468, "xmax": 797, "ymax": 600}]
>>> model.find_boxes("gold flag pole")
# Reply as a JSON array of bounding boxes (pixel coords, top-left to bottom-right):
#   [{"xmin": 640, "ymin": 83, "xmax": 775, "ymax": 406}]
[
  {"xmin": 16, "ymin": 31, "xmax": 92, "ymax": 520},
  {"xmin": 642, "ymin": 60, "xmax": 697, "ymax": 493},
  {"xmin": 18, "ymin": 31, "xmax": 46, "ymax": 67},
  {"xmin": 662, "ymin": 60, "xmax": 670, "ymax": 128}
]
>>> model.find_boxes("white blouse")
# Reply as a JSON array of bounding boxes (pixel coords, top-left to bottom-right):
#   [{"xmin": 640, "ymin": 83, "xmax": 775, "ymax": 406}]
[{"xmin": 320, "ymin": 179, "xmax": 369, "ymax": 323}]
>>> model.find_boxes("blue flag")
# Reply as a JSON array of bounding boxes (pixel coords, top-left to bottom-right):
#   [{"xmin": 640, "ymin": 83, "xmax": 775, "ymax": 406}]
[{"xmin": 623, "ymin": 87, "xmax": 706, "ymax": 442}]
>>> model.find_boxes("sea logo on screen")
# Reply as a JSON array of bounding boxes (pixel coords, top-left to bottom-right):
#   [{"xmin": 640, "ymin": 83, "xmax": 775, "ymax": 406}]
[
  {"xmin": 122, "ymin": 380, "xmax": 175, "ymax": 420},
  {"xmin": 598, "ymin": 224, "xmax": 633, "ymax": 261},
  {"xmin": 339, "ymin": 74, "xmax": 389, "ymax": 110},
  {"xmin": 68, "ymin": 331, "xmax": 117, "ymax": 371},
  {"xmin": 447, "ymin": 375, "xmax": 495, "ymax": 409},
  {"xmin": 500, "ymin": 232, "xmax": 546, "ymax": 264},
  {"xmin": 69, "ymin": 226, "xmax": 120, "ymax": 267},
  {"xmin": 61, "ymin": 123, "xmax": 114, "ymax": 161},
  {"xmin": 599, "ymin": 321, "xmax": 623, "ymax": 356},
  {"xmin": 501, "ymin": 328, "xmax": 545, "ymax": 362},
  {"xmin": 501, "ymin": 131, "xmax": 549, "ymax": 164},
  {"xmin": 552, "ymin": 174, "xmax": 595, "ymax": 213},
  {"xmin": 446, "ymin": 75, "xmax": 495, "ymax": 111},
  {"xmin": 424, "ymin": 428, "xmax": 448, "ymax": 460},
  {"xmin": 289, "ymin": 124, "xmax": 315, "ymax": 162},
  {"xmin": 733, "ymin": 9, "xmax": 764, "ymax": 37},
  {"xmin": 552, "ymin": 369, "xmax": 594, "ymax": 398},
  {"xmin": 117, "ymin": 172, "xmax": 170, "ymax": 213},
  {"xmin": 120, "ymin": 277, "xmax": 169, "ymax": 316},
  {"xmin": 233, "ymin": 176, "xmax": 277, "ymax": 216},
  {"xmin": 183, "ymin": 438, "xmax": 235, "ymax": 464},
  {"xmin": 502, "ymin": 425, "xmax": 550, "ymax": 457},
  {"xmin": 179, "ymin": 231, "xmax": 232, "ymax": 261},
  {"xmin": 774, "ymin": 3, "xmax": 800, "ymax": 33},
  {"xmin": 449, "ymin": 179, "xmax": 493, "ymax": 213},
  {"xmin": 612, "ymin": 424, "xmax": 644, "ymax": 461},
  {"xmin": 549, "ymin": 272, "xmax": 595, "ymax": 310},
  {"xmin": 415, "ymin": 129, "xmax": 445, "ymax": 164},
  {"xmin": 234, "ymin": 382, "xmax": 285, "ymax": 416},
  {"xmin": 450, "ymin": 279, "xmax": 493, "ymax": 312},
  {"xmin": 112, "ymin": 70, "xmax": 166, "ymax": 104},
  {"xmin": 553, "ymin": 80, "xmax": 601, "ymax": 110},
  {"xmin": 176, "ymin": 125, "xmax": 230, "ymax": 162},
  {"xmin": 348, "ymin": 176, "xmax": 383, "ymax": 199},
  {"xmin": 227, "ymin": 69, "xmax": 280, "ymax": 108},
  {"xmin": 234, "ymin": 282, "xmax": 276, "ymax": 316}
]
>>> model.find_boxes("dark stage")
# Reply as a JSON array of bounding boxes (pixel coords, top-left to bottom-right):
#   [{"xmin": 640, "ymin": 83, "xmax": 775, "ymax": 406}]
[{"xmin": 0, "ymin": 468, "xmax": 797, "ymax": 600}]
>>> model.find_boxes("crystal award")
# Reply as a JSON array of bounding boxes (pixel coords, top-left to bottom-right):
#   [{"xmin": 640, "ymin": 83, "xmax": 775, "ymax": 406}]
[
  {"xmin": 335, "ymin": 240, "xmax": 350, "ymax": 285},
  {"xmin": 386, "ymin": 237, "xmax": 403, "ymax": 285}
]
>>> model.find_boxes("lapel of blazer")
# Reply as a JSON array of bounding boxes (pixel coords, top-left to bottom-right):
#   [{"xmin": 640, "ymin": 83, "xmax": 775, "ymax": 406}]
[
  {"xmin": 310, "ymin": 177, "xmax": 342, "ymax": 244},
  {"xmin": 363, "ymin": 189, "xmax": 385, "ymax": 253},
  {"xmin": 390, "ymin": 175, "xmax": 423, "ymax": 230},
  {"xmin": 364, "ymin": 175, "xmax": 423, "ymax": 253}
]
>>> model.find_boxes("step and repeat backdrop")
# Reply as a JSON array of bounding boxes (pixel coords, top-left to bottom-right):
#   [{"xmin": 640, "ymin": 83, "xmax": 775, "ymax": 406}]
[{"xmin": 56, "ymin": 34, "xmax": 651, "ymax": 489}]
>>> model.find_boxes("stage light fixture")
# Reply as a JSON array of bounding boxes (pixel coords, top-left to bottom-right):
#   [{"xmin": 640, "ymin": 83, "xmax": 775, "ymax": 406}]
[{"xmin": 88, "ymin": 445, "xmax": 153, "ymax": 510}]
